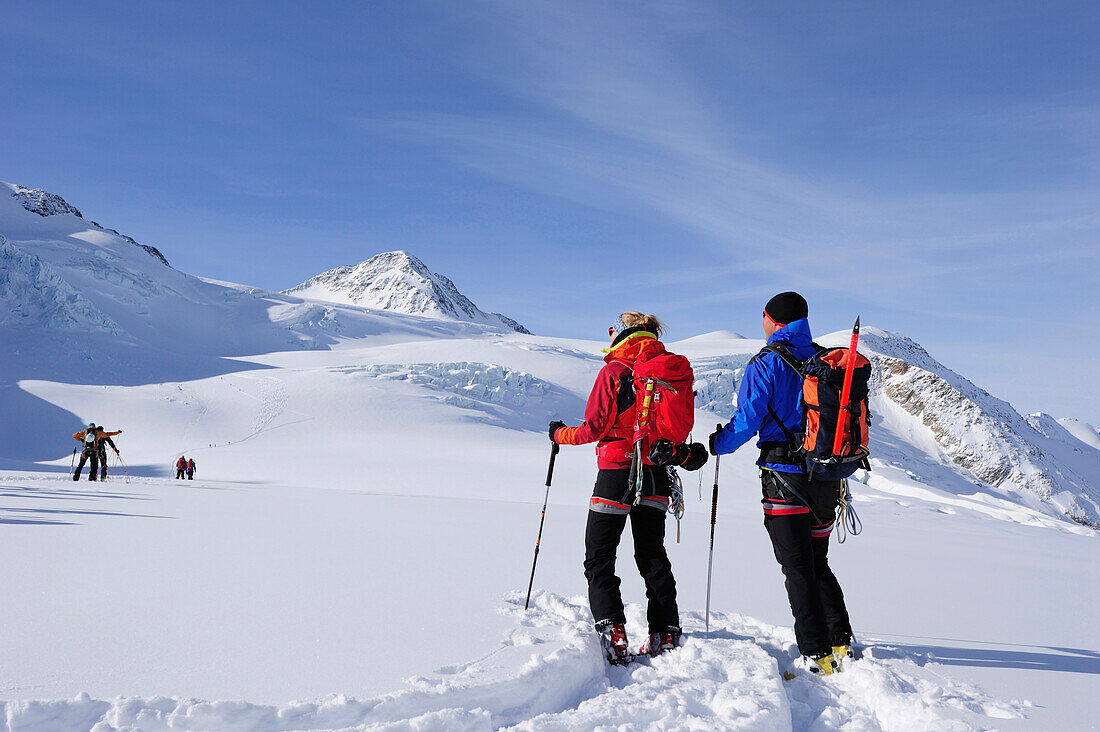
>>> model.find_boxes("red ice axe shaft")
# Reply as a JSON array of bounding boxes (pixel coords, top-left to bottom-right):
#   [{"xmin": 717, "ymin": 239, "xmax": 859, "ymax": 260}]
[{"xmin": 831, "ymin": 316, "xmax": 861, "ymax": 457}]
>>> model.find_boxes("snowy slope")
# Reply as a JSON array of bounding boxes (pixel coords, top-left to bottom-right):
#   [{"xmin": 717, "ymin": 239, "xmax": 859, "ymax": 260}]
[
  {"xmin": 283, "ymin": 250, "xmax": 530, "ymax": 333},
  {"xmin": 2, "ymin": 183, "xmax": 1099, "ymax": 730},
  {"xmin": 0, "ymin": 181, "xmax": 530, "ymax": 468},
  {"xmin": 6, "ymin": 183, "xmax": 169, "ymax": 266},
  {"xmin": 2, "ymin": 326, "xmax": 1096, "ymax": 730},
  {"xmin": 845, "ymin": 328, "xmax": 1100, "ymax": 528},
  {"xmin": 0, "ymin": 183, "xmax": 525, "ymax": 357}
]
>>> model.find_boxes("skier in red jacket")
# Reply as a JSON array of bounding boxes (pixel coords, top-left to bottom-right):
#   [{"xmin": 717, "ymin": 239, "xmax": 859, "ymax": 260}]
[
  {"xmin": 550, "ymin": 312, "xmax": 706, "ymax": 663},
  {"xmin": 175, "ymin": 456, "xmax": 186, "ymax": 479}
]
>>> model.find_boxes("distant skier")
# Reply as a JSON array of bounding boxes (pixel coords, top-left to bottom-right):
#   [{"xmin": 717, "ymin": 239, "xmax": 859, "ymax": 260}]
[
  {"xmin": 176, "ymin": 456, "xmax": 187, "ymax": 479},
  {"xmin": 72, "ymin": 423, "xmax": 122, "ymax": 482},
  {"xmin": 550, "ymin": 312, "xmax": 707, "ymax": 664},
  {"xmin": 186, "ymin": 458, "xmax": 196, "ymax": 480},
  {"xmin": 709, "ymin": 292, "xmax": 854, "ymax": 676},
  {"xmin": 96, "ymin": 428, "xmax": 120, "ymax": 480}
]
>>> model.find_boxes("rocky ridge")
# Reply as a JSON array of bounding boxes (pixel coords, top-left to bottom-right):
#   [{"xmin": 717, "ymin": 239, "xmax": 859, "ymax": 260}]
[
  {"xmin": 8, "ymin": 183, "xmax": 170, "ymax": 267},
  {"xmin": 857, "ymin": 328, "xmax": 1099, "ymax": 527}
]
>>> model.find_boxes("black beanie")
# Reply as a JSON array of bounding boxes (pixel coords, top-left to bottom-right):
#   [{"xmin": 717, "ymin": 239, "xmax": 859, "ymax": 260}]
[{"xmin": 764, "ymin": 291, "xmax": 808, "ymax": 325}]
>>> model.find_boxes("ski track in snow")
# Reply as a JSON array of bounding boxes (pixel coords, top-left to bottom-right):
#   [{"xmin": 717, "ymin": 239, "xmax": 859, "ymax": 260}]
[{"xmin": 0, "ymin": 593, "xmax": 1025, "ymax": 732}]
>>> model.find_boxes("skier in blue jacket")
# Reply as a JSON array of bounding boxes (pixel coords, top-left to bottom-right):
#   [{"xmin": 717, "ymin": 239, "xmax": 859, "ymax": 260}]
[{"xmin": 710, "ymin": 292, "xmax": 853, "ymax": 676}]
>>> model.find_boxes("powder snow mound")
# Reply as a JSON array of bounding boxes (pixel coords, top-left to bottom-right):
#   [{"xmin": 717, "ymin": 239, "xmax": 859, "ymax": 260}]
[
  {"xmin": 283, "ymin": 250, "xmax": 530, "ymax": 334},
  {"xmin": 0, "ymin": 593, "xmax": 1025, "ymax": 730},
  {"xmin": 822, "ymin": 326, "xmax": 1100, "ymax": 528}
]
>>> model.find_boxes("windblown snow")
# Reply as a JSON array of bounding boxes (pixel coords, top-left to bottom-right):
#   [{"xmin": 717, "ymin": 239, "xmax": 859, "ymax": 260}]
[{"xmin": 1, "ymin": 182, "xmax": 1098, "ymax": 731}]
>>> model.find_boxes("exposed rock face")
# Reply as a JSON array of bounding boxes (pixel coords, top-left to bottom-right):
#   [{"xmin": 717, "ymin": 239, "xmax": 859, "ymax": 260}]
[
  {"xmin": 10, "ymin": 184, "xmax": 84, "ymax": 218},
  {"xmin": 284, "ymin": 251, "xmax": 530, "ymax": 334},
  {"xmin": 859, "ymin": 329, "xmax": 1098, "ymax": 528}
]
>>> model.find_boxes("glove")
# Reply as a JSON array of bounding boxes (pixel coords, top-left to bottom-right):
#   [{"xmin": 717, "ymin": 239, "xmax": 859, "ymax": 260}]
[
  {"xmin": 647, "ymin": 438, "xmax": 678, "ymax": 466},
  {"xmin": 649, "ymin": 440, "xmax": 710, "ymax": 471},
  {"xmin": 680, "ymin": 443, "xmax": 709, "ymax": 471},
  {"xmin": 548, "ymin": 420, "xmax": 567, "ymax": 444},
  {"xmin": 709, "ymin": 427, "xmax": 724, "ymax": 456}
]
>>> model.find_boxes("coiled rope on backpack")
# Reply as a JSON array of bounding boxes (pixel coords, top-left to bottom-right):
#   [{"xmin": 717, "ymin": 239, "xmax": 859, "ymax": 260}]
[
  {"xmin": 667, "ymin": 466, "xmax": 685, "ymax": 543},
  {"xmin": 835, "ymin": 479, "xmax": 863, "ymax": 543}
]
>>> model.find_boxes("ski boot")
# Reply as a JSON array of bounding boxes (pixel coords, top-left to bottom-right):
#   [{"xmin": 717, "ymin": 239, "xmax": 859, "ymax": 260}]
[
  {"xmin": 807, "ymin": 652, "xmax": 839, "ymax": 676},
  {"xmin": 832, "ymin": 644, "xmax": 853, "ymax": 669},
  {"xmin": 596, "ymin": 620, "xmax": 632, "ymax": 666},
  {"xmin": 638, "ymin": 626, "xmax": 682, "ymax": 657}
]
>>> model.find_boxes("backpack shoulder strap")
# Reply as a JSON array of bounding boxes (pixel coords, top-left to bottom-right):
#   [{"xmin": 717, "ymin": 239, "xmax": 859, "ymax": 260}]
[
  {"xmin": 766, "ymin": 403, "xmax": 800, "ymax": 446},
  {"xmin": 615, "ymin": 368, "xmax": 636, "ymax": 415},
  {"xmin": 751, "ymin": 344, "xmax": 805, "ymax": 448},
  {"xmin": 753, "ymin": 343, "xmax": 805, "ymax": 375}
]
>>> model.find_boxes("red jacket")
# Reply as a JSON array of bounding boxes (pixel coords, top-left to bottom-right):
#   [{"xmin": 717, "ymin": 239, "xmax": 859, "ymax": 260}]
[
  {"xmin": 177, "ymin": 458, "xmax": 186, "ymax": 469},
  {"xmin": 555, "ymin": 334, "xmax": 669, "ymax": 469}
]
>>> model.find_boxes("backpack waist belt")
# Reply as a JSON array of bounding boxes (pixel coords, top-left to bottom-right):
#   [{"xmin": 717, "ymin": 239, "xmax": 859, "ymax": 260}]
[{"xmin": 759, "ymin": 442, "xmax": 799, "ymax": 466}]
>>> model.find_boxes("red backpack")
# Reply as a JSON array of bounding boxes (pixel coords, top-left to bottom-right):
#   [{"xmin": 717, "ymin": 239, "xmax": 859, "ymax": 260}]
[
  {"xmin": 619, "ymin": 342, "xmax": 695, "ymax": 504},
  {"xmin": 631, "ymin": 347, "xmax": 695, "ymax": 465}
]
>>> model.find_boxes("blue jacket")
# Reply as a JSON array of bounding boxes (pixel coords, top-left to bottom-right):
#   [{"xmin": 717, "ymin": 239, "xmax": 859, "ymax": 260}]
[{"xmin": 713, "ymin": 318, "xmax": 815, "ymax": 473}]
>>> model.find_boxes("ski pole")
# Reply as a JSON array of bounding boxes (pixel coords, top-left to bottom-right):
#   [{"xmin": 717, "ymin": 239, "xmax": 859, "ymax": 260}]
[
  {"xmin": 832, "ymin": 316, "xmax": 861, "ymax": 457},
  {"xmin": 525, "ymin": 442, "xmax": 559, "ymax": 610},
  {"xmin": 116, "ymin": 453, "xmax": 131, "ymax": 484},
  {"xmin": 705, "ymin": 424, "xmax": 721, "ymax": 635}
]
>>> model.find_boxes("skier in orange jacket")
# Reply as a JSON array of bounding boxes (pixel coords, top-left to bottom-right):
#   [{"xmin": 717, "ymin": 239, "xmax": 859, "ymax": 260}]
[{"xmin": 72, "ymin": 424, "xmax": 121, "ymax": 481}]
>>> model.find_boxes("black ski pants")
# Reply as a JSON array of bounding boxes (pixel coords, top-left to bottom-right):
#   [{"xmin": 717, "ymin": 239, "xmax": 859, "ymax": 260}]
[
  {"xmin": 98, "ymin": 448, "xmax": 109, "ymax": 479},
  {"xmin": 584, "ymin": 466, "xmax": 679, "ymax": 634},
  {"xmin": 73, "ymin": 449, "xmax": 99, "ymax": 481},
  {"xmin": 761, "ymin": 471, "xmax": 852, "ymax": 657},
  {"xmin": 176, "ymin": 468, "xmax": 185, "ymax": 479}
]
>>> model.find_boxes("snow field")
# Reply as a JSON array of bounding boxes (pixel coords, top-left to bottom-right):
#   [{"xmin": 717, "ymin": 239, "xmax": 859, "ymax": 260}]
[
  {"xmin": 3, "ymin": 188, "xmax": 1100, "ymax": 729},
  {"xmin": 0, "ymin": 591, "xmax": 1026, "ymax": 731}
]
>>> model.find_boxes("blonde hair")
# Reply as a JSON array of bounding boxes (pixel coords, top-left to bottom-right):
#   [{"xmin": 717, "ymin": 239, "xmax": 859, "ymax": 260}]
[{"xmin": 620, "ymin": 311, "xmax": 664, "ymax": 338}]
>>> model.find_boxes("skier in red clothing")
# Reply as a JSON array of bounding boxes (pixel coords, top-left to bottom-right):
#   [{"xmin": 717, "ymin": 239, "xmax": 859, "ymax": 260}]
[
  {"xmin": 175, "ymin": 456, "xmax": 186, "ymax": 479},
  {"xmin": 186, "ymin": 458, "xmax": 196, "ymax": 480},
  {"xmin": 550, "ymin": 312, "xmax": 707, "ymax": 663}
]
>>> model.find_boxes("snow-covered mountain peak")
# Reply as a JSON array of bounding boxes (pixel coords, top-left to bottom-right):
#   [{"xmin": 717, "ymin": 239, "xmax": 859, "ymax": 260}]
[
  {"xmin": 284, "ymin": 250, "xmax": 530, "ymax": 334},
  {"xmin": 3, "ymin": 181, "xmax": 169, "ymax": 267}
]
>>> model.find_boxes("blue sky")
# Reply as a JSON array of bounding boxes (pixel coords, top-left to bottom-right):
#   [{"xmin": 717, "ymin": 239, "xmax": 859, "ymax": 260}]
[{"xmin": 3, "ymin": 1, "xmax": 1098, "ymax": 422}]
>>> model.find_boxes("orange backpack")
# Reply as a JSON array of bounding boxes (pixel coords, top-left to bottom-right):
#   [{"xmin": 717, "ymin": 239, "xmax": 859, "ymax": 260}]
[{"xmin": 760, "ymin": 343, "xmax": 872, "ymax": 480}]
